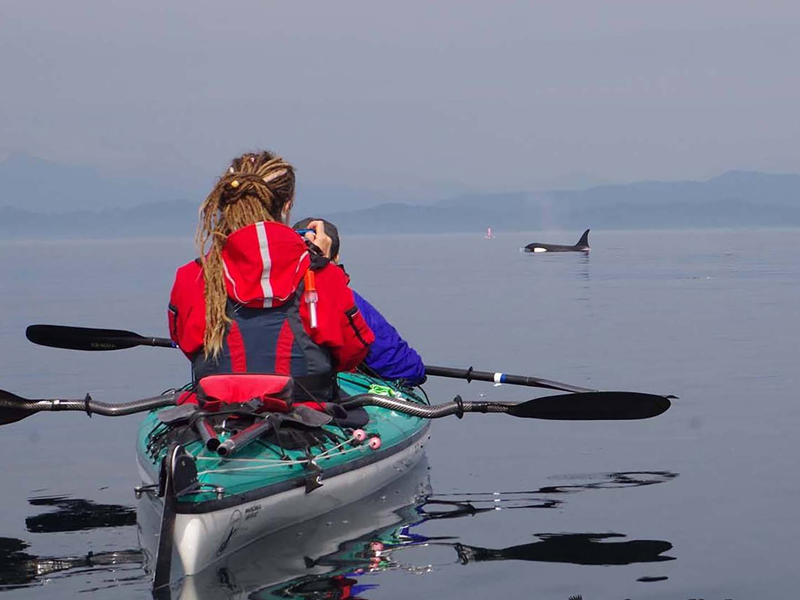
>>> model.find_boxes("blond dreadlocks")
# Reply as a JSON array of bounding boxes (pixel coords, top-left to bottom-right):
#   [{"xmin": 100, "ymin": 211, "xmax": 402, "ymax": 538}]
[{"xmin": 196, "ymin": 151, "xmax": 296, "ymax": 357}]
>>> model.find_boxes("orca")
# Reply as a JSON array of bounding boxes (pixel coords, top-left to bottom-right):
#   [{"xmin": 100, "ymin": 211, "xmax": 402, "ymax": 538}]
[{"xmin": 524, "ymin": 229, "xmax": 590, "ymax": 253}]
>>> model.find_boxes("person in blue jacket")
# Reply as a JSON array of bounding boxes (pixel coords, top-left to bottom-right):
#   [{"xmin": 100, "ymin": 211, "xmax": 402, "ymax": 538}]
[{"xmin": 293, "ymin": 218, "xmax": 426, "ymax": 386}]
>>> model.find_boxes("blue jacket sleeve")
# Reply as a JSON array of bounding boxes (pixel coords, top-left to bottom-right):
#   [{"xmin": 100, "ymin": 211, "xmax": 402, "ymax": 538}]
[{"xmin": 353, "ymin": 291, "xmax": 426, "ymax": 385}]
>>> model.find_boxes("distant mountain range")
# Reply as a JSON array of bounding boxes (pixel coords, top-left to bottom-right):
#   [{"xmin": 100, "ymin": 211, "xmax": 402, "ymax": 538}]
[
  {"xmin": 1, "ymin": 154, "xmax": 799, "ymax": 239},
  {"xmin": 280, "ymin": 171, "xmax": 800, "ymax": 234},
  {"xmin": 0, "ymin": 154, "xmax": 197, "ymax": 213},
  {"xmin": 0, "ymin": 154, "xmax": 409, "ymax": 215}
]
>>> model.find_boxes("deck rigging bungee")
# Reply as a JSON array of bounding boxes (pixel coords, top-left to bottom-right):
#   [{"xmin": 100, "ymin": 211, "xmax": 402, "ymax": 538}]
[{"xmin": 144, "ymin": 396, "xmax": 354, "ymax": 463}]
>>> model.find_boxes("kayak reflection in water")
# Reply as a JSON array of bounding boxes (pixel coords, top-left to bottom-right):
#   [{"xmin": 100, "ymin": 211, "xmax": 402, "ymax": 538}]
[
  {"xmin": 1, "ymin": 469, "xmax": 676, "ymax": 596},
  {"xmin": 194, "ymin": 467, "xmax": 677, "ymax": 600}
]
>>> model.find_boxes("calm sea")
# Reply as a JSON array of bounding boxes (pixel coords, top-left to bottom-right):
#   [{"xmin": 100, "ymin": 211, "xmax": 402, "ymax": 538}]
[{"xmin": 0, "ymin": 229, "xmax": 798, "ymax": 599}]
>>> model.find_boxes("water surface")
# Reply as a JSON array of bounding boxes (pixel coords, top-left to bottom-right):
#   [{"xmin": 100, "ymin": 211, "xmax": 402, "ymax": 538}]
[{"xmin": 0, "ymin": 229, "xmax": 797, "ymax": 599}]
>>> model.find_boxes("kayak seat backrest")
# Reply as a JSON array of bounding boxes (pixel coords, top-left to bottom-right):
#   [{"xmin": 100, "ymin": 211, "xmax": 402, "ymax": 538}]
[{"xmin": 178, "ymin": 374, "xmax": 294, "ymax": 413}]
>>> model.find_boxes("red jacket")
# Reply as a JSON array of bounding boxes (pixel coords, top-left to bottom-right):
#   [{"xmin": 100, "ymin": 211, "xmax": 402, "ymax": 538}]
[{"xmin": 168, "ymin": 221, "xmax": 374, "ymax": 373}]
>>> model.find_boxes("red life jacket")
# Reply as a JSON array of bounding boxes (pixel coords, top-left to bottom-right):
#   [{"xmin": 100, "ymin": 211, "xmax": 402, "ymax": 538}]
[
  {"xmin": 190, "ymin": 290, "xmax": 336, "ymax": 401},
  {"xmin": 169, "ymin": 222, "xmax": 374, "ymax": 401}
]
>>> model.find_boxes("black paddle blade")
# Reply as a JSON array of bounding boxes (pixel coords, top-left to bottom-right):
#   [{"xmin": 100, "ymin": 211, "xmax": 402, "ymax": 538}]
[
  {"xmin": 0, "ymin": 388, "xmax": 36, "ymax": 425},
  {"xmin": 507, "ymin": 392, "xmax": 671, "ymax": 421},
  {"xmin": 26, "ymin": 325, "xmax": 145, "ymax": 351}
]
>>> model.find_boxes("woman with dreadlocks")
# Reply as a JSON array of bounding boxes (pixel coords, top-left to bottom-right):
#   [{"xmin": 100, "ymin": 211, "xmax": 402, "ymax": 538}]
[{"xmin": 167, "ymin": 151, "xmax": 374, "ymax": 401}]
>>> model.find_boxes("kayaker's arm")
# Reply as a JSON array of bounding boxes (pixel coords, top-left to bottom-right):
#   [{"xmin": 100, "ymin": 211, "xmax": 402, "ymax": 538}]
[{"xmin": 353, "ymin": 291, "xmax": 426, "ymax": 385}]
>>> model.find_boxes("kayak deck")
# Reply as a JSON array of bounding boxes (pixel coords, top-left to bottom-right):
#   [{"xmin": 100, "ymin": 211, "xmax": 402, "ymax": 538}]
[{"xmin": 136, "ymin": 372, "xmax": 431, "ymax": 511}]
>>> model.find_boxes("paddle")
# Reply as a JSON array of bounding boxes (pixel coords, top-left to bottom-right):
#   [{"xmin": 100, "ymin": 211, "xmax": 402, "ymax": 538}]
[
  {"xmin": 424, "ymin": 365, "xmax": 596, "ymax": 394},
  {"xmin": 346, "ymin": 390, "xmax": 670, "ymax": 420},
  {"xmin": 1, "ymin": 387, "xmax": 669, "ymax": 426},
  {"xmin": 26, "ymin": 324, "xmax": 174, "ymax": 351},
  {"xmin": 0, "ymin": 388, "xmax": 177, "ymax": 425},
  {"xmin": 25, "ymin": 325, "xmax": 603, "ymax": 395}
]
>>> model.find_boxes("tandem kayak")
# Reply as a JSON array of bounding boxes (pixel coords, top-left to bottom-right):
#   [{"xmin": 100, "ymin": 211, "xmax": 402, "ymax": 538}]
[{"xmin": 134, "ymin": 372, "xmax": 431, "ymax": 585}]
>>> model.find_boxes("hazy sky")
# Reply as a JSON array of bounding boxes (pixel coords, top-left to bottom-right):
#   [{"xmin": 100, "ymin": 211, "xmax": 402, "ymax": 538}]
[{"xmin": 1, "ymin": 0, "xmax": 799, "ymax": 197}]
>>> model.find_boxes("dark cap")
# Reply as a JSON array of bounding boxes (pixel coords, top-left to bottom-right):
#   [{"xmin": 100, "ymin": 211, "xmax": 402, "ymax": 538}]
[{"xmin": 292, "ymin": 217, "xmax": 340, "ymax": 259}]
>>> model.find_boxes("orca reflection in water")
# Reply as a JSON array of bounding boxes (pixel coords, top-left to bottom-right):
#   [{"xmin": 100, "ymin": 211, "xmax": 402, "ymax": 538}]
[
  {"xmin": 525, "ymin": 229, "xmax": 590, "ymax": 253},
  {"xmin": 454, "ymin": 532, "xmax": 675, "ymax": 566}
]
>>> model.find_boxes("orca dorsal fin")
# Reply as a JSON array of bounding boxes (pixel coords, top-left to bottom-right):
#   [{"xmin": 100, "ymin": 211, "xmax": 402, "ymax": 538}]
[{"xmin": 576, "ymin": 229, "xmax": 590, "ymax": 248}]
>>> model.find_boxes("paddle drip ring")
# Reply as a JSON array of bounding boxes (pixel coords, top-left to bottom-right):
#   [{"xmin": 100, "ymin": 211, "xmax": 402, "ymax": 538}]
[
  {"xmin": 454, "ymin": 395, "xmax": 464, "ymax": 419},
  {"xmin": 466, "ymin": 367, "xmax": 473, "ymax": 384},
  {"xmin": 84, "ymin": 393, "xmax": 93, "ymax": 418}
]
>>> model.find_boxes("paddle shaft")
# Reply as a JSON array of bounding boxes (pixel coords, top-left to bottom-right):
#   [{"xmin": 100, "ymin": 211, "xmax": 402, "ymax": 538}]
[
  {"xmin": 71, "ymin": 335, "xmax": 173, "ymax": 350},
  {"xmin": 217, "ymin": 417, "xmax": 275, "ymax": 457},
  {"xmin": 424, "ymin": 365, "xmax": 595, "ymax": 394},
  {"xmin": 0, "ymin": 391, "xmax": 176, "ymax": 419},
  {"xmin": 26, "ymin": 325, "xmax": 603, "ymax": 395},
  {"xmin": 109, "ymin": 336, "xmax": 173, "ymax": 349}
]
